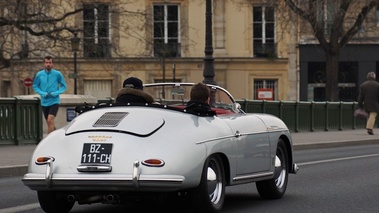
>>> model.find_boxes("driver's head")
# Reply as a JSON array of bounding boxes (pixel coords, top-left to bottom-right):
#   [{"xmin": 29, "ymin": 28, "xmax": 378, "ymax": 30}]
[{"xmin": 123, "ymin": 77, "xmax": 143, "ymax": 90}]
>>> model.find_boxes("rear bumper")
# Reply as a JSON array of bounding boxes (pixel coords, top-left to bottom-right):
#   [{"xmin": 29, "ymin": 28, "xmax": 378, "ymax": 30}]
[{"xmin": 22, "ymin": 173, "xmax": 185, "ymax": 192}]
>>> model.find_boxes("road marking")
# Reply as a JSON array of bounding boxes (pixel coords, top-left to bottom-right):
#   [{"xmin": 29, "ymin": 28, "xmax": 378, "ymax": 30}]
[
  {"xmin": 0, "ymin": 203, "xmax": 40, "ymax": 213},
  {"xmin": 298, "ymin": 153, "xmax": 379, "ymax": 166}
]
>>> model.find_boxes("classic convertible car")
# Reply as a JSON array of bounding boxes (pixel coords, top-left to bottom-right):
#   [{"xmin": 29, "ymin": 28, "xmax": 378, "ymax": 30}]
[{"xmin": 23, "ymin": 83, "xmax": 298, "ymax": 213}]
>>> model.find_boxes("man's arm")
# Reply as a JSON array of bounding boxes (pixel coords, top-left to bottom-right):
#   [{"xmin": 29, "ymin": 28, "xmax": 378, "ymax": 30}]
[
  {"xmin": 52, "ymin": 72, "xmax": 67, "ymax": 96},
  {"xmin": 32, "ymin": 73, "xmax": 48, "ymax": 97}
]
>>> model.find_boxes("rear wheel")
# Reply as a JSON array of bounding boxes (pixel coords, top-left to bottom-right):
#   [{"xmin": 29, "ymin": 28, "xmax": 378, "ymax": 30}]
[
  {"xmin": 189, "ymin": 155, "xmax": 225, "ymax": 213},
  {"xmin": 256, "ymin": 139, "xmax": 289, "ymax": 199},
  {"xmin": 38, "ymin": 191, "xmax": 74, "ymax": 213}
]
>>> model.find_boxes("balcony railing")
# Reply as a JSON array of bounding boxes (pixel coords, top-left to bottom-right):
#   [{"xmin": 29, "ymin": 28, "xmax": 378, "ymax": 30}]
[
  {"xmin": 154, "ymin": 42, "xmax": 181, "ymax": 58},
  {"xmin": 254, "ymin": 43, "xmax": 277, "ymax": 58}
]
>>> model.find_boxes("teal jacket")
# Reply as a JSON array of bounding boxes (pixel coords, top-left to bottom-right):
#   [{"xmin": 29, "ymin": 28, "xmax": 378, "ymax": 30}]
[{"xmin": 32, "ymin": 69, "xmax": 67, "ymax": 107}]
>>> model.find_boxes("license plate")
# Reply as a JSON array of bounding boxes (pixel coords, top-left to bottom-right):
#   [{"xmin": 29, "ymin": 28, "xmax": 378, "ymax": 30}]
[{"xmin": 81, "ymin": 143, "xmax": 113, "ymax": 164}]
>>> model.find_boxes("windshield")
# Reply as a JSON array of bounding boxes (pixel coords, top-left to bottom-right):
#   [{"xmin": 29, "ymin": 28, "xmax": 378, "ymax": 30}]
[{"xmin": 144, "ymin": 83, "xmax": 236, "ymax": 111}]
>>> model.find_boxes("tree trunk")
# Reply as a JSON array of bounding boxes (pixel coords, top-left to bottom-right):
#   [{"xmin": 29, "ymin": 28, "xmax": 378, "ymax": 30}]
[{"xmin": 325, "ymin": 53, "xmax": 339, "ymax": 101}]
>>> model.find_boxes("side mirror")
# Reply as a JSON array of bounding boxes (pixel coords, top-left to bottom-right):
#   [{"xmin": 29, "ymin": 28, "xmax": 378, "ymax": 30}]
[{"xmin": 232, "ymin": 103, "xmax": 243, "ymax": 113}]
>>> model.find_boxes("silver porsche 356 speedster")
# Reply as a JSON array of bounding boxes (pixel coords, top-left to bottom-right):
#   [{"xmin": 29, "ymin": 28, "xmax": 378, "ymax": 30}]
[{"xmin": 23, "ymin": 83, "xmax": 298, "ymax": 213}]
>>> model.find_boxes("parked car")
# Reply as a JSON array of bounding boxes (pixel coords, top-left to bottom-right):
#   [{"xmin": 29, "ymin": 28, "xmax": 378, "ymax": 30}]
[{"xmin": 22, "ymin": 83, "xmax": 298, "ymax": 213}]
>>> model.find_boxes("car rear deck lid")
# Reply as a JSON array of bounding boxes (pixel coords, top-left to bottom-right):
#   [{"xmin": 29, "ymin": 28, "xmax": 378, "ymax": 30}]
[{"xmin": 65, "ymin": 109, "xmax": 165, "ymax": 136}]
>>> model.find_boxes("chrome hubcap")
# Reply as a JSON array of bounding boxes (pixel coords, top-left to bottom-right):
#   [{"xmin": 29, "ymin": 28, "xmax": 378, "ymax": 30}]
[
  {"xmin": 274, "ymin": 155, "xmax": 286, "ymax": 188},
  {"xmin": 207, "ymin": 165, "xmax": 222, "ymax": 204}
]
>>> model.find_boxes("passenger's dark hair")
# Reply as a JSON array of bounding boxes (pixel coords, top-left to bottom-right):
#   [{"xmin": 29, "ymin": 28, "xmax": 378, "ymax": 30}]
[{"xmin": 190, "ymin": 83, "xmax": 210, "ymax": 103}]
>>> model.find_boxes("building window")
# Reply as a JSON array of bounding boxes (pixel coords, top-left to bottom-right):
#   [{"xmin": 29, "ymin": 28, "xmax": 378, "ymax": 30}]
[
  {"xmin": 83, "ymin": 4, "xmax": 111, "ymax": 58},
  {"xmin": 153, "ymin": 4, "xmax": 181, "ymax": 57},
  {"xmin": 254, "ymin": 80, "xmax": 277, "ymax": 100},
  {"xmin": 376, "ymin": 6, "xmax": 379, "ymax": 26},
  {"xmin": 316, "ymin": 1, "xmax": 335, "ymax": 34},
  {"xmin": 307, "ymin": 62, "xmax": 357, "ymax": 101},
  {"xmin": 253, "ymin": 6, "xmax": 276, "ymax": 58}
]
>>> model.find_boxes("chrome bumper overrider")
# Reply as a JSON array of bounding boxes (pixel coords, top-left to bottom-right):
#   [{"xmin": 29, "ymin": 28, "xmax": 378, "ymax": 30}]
[{"xmin": 291, "ymin": 163, "xmax": 299, "ymax": 174}]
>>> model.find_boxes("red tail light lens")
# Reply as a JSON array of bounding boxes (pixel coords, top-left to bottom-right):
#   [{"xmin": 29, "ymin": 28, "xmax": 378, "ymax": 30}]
[
  {"xmin": 142, "ymin": 159, "xmax": 165, "ymax": 167},
  {"xmin": 35, "ymin": 156, "xmax": 55, "ymax": 165}
]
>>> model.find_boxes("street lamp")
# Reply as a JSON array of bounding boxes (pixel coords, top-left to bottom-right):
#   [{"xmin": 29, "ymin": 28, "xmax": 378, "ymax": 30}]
[
  {"xmin": 203, "ymin": 0, "xmax": 216, "ymax": 86},
  {"xmin": 71, "ymin": 33, "xmax": 80, "ymax": 95},
  {"xmin": 203, "ymin": 0, "xmax": 217, "ymax": 106}
]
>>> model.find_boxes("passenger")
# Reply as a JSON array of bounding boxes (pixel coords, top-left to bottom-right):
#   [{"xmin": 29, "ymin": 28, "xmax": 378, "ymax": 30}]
[
  {"xmin": 115, "ymin": 77, "xmax": 154, "ymax": 104},
  {"xmin": 185, "ymin": 83, "xmax": 215, "ymax": 116}
]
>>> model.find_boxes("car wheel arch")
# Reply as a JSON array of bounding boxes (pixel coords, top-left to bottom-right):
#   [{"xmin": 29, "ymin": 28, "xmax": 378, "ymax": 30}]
[
  {"xmin": 279, "ymin": 135, "xmax": 294, "ymax": 173},
  {"xmin": 212, "ymin": 153, "xmax": 231, "ymax": 185}
]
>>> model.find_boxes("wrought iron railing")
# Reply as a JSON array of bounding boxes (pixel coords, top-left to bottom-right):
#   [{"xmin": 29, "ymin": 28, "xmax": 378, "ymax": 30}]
[
  {"xmin": 0, "ymin": 98, "xmax": 43, "ymax": 145},
  {"xmin": 0, "ymin": 98, "xmax": 367, "ymax": 145},
  {"xmin": 237, "ymin": 100, "xmax": 367, "ymax": 132}
]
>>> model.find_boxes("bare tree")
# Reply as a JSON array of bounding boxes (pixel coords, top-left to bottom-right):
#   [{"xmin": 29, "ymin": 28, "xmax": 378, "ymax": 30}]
[
  {"xmin": 286, "ymin": 0, "xmax": 379, "ymax": 101},
  {"xmin": 0, "ymin": 0, "xmax": 84, "ymax": 70},
  {"xmin": 234, "ymin": 0, "xmax": 379, "ymax": 101},
  {"xmin": 283, "ymin": 1, "xmax": 378, "ymax": 101}
]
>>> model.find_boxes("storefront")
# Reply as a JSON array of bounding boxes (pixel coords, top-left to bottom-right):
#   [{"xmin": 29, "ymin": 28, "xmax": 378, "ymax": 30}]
[{"xmin": 299, "ymin": 44, "xmax": 379, "ymax": 101}]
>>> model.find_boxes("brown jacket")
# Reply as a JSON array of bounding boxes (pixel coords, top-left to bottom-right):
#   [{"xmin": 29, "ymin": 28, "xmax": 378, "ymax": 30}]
[{"xmin": 358, "ymin": 79, "xmax": 379, "ymax": 112}]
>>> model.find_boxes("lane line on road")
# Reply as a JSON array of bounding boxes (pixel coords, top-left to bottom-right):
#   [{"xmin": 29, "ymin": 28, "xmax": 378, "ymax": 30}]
[
  {"xmin": 298, "ymin": 153, "xmax": 379, "ymax": 166},
  {"xmin": 0, "ymin": 203, "xmax": 40, "ymax": 213}
]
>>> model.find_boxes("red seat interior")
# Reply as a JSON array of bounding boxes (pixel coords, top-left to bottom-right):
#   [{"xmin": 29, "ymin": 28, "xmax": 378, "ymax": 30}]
[{"xmin": 171, "ymin": 105, "xmax": 234, "ymax": 115}]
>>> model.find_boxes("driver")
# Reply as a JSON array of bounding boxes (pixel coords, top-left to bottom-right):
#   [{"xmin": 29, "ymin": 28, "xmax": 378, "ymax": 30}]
[{"xmin": 116, "ymin": 77, "xmax": 155, "ymax": 104}]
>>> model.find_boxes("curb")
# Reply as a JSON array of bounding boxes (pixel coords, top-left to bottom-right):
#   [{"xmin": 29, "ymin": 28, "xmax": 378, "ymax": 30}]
[
  {"xmin": 293, "ymin": 139, "xmax": 379, "ymax": 150},
  {"xmin": 0, "ymin": 164, "xmax": 28, "ymax": 178}
]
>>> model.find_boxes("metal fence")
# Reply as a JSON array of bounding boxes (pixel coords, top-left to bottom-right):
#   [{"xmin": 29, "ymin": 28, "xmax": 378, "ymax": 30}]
[
  {"xmin": 0, "ymin": 98, "xmax": 43, "ymax": 146},
  {"xmin": 237, "ymin": 100, "xmax": 367, "ymax": 132},
  {"xmin": 0, "ymin": 98, "xmax": 367, "ymax": 145}
]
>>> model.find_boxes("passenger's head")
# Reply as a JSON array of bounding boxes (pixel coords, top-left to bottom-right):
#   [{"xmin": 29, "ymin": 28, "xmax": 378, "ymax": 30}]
[
  {"xmin": 367, "ymin": 72, "xmax": 376, "ymax": 80},
  {"xmin": 123, "ymin": 77, "xmax": 143, "ymax": 90},
  {"xmin": 190, "ymin": 83, "xmax": 210, "ymax": 103}
]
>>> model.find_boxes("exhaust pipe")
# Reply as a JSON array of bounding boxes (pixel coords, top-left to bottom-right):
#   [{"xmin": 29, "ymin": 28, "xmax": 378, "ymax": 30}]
[
  {"xmin": 79, "ymin": 195, "xmax": 102, "ymax": 204},
  {"xmin": 104, "ymin": 194, "xmax": 119, "ymax": 203},
  {"xmin": 67, "ymin": 194, "xmax": 76, "ymax": 202}
]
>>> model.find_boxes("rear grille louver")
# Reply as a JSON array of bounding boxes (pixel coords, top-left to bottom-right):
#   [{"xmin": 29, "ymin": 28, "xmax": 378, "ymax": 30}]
[{"xmin": 93, "ymin": 112, "xmax": 129, "ymax": 127}]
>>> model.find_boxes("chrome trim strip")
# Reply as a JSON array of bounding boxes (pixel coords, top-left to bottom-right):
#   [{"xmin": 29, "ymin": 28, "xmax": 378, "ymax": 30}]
[
  {"xmin": 77, "ymin": 165, "xmax": 112, "ymax": 172},
  {"xmin": 232, "ymin": 172, "xmax": 273, "ymax": 182},
  {"xmin": 196, "ymin": 130, "xmax": 269, "ymax": 144},
  {"xmin": 23, "ymin": 176, "xmax": 185, "ymax": 182},
  {"xmin": 196, "ymin": 135, "xmax": 236, "ymax": 144}
]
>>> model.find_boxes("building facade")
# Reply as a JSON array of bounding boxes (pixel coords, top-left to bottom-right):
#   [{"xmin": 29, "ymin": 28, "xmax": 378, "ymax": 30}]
[
  {"xmin": 1, "ymin": 0, "xmax": 298, "ymax": 101},
  {"xmin": 296, "ymin": 1, "xmax": 379, "ymax": 101}
]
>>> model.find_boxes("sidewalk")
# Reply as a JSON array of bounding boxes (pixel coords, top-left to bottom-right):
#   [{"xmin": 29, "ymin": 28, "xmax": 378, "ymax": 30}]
[{"xmin": 1, "ymin": 129, "xmax": 378, "ymax": 178}]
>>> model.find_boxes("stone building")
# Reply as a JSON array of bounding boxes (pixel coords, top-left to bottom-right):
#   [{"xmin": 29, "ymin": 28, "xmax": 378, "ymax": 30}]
[{"xmin": 3, "ymin": 1, "xmax": 378, "ymax": 102}]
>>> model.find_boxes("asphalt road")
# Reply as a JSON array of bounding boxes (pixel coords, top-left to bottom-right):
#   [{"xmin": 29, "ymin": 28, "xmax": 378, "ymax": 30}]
[{"xmin": 1, "ymin": 143, "xmax": 379, "ymax": 213}]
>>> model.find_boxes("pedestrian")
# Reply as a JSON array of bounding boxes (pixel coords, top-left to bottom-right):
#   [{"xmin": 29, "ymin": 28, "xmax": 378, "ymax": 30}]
[
  {"xmin": 185, "ymin": 82, "xmax": 215, "ymax": 115},
  {"xmin": 115, "ymin": 77, "xmax": 154, "ymax": 104},
  {"xmin": 357, "ymin": 71, "xmax": 379, "ymax": 135},
  {"xmin": 32, "ymin": 56, "xmax": 67, "ymax": 134}
]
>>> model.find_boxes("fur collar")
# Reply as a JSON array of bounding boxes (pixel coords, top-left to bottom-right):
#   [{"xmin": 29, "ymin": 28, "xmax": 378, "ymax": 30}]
[{"xmin": 116, "ymin": 88, "xmax": 154, "ymax": 103}]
